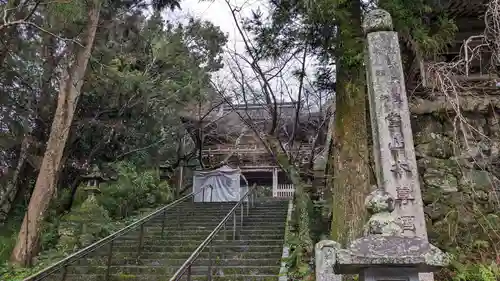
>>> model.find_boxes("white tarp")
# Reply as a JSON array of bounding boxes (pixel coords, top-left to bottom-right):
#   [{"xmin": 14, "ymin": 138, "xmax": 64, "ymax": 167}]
[{"xmin": 193, "ymin": 165, "xmax": 248, "ymax": 202}]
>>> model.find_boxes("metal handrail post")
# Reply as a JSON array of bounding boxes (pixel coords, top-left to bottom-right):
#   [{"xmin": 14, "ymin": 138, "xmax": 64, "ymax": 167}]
[
  {"xmin": 187, "ymin": 265, "xmax": 192, "ymax": 281},
  {"xmin": 60, "ymin": 266, "xmax": 67, "ymax": 281},
  {"xmin": 202, "ymin": 188, "xmax": 206, "ymax": 202},
  {"xmin": 105, "ymin": 240, "xmax": 114, "ymax": 281},
  {"xmin": 223, "ymin": 223, "xmax": 226, "ymax": 241},
  {"xmin": 240, "ymin": 203, "xmax": 243, "ymax": 229},
  {"xmin": 160, "ymin": 210, "xmax": 167, "ymax": 238},
  {"xmin": 210, "ymin": 186, "xmax": 213, "ymax": 202},
  {"xmin": 176, "ymin": 205, "xmax": 181, "ymax": 228},
  {"xmin": 208, "ymin": 244, "xmax": 213, "ymax": 281},
  {"xmin": 251, "ymin": 192, "xmax": 254, "ymax": 208},
  {"xmin": 232, "ymin": 212, "xmax": 236, "ymax": 240},
  {"xmin": 137, "ymin": 223, "xmax": 145, "ymax": 258}
]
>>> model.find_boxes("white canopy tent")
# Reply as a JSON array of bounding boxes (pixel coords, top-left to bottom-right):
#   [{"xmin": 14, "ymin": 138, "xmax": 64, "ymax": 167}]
[{"xmin": 192, "ymin": 165, "xmax": 249, "ymax": 202}]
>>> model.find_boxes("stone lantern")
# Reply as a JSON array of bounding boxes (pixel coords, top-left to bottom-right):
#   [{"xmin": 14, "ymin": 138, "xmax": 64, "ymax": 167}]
[{"xmin": 81, "ymin": 165, "xmax": 105, "ymax": 197}]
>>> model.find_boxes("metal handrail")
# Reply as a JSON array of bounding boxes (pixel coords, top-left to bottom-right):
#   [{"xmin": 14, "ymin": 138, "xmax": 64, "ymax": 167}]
[
  {"xmin": 24, "ymin": 184, "xmax": 215, "ymax": 281},
  {"xmin": 169, "ymin": 184, "xmax": 257, "ymax": 281}
]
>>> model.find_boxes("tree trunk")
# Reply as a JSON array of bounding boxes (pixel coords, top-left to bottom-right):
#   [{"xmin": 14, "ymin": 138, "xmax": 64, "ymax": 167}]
[
  {"xmin": 0, "ymin": 135, "xmax": 30, "ymax": 222},
  {"xmin": 329, "ymin": 0, "xmax": 370, "ymax": 246},
  {"xmin": 10, "ymin": 2, "xmax": 101, "ymax": 266}
]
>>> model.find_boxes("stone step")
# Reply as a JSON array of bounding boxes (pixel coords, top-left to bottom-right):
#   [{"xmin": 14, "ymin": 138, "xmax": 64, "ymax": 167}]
[
  {"xmin": 145, "ymin": 222, "xmax": 286, "ymax": 229},
  {"xmin": 154, "ymin": 214, "xmax": 288, "ymax": 221},
  {"xmin": 66, "ymin": 265, "xmax": 280, "ymax": 275},
  {"xmin": 106, "ymin": 244, "xmax": 283, "ymax": 253},
  {"xmin": 168, "ymin": 204, "xmax": 287, "ymax": 208},
  {"xmin": 77, "ymin": 257, "xmax": 281, "ymax": 267},
  {"xmin": 164, "ymin": 205, "xmax": 287, "ymax": 210},
  {"xmin": 132, "ymin": 226, "xmax": 286, "ymax": 236},
  {"xmin": 162, "ymin": 207, "xmax": 287, "ymax": 212},
  {"xmin": 156, "ymin": 212, "xmax": 288, "ymax": 219},
  {"xmin": 38, "ymin": 201, "xmax": 288, "ymax": 281},
  {"xmin": 117, "ymin": 232, "xmax": 285, "ymax": 241},
  {"xmin": 139, "ymin": 225, "xmax": 286, "ymax": 233},
  {"xmin": 129, "ymin": 229, "xmax": 283, "ymax": 237},
  {"xmin": 112, "ymin": 239, "xmax": 284, "ymax": 247},
  {"xmin": 177, "ymin": 275, "xmax": 280, "ymax": 281},
  {"xmin": 121, "ymin": 228, "xmax": 285, "ymax": 238},
  {"xmin": 84, "ymin": 251, "xmax": 282, "ymax": 261},
  {"xmin": 164, "ymin": 204, "xmax": 287, "ymax": 209},
  {"xmin": 138, "ymin": 224, "xmax": 285, "ymax": 233},
  {"xmin": 152, "ymin": 217, "xmax": 287, "ymax": 224},
  {"xmin": 148, "ymin": 219, "xmax": 287, "ymax": 226},
  {"xmin": 46, "ymin": 273, "xmax": 279, "ymax": 281}
]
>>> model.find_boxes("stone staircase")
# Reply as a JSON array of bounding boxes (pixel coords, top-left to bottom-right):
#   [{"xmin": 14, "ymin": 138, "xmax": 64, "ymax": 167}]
[{"xmin": 45, "ymin": 200, "xmax": 289, "ymax": 281}]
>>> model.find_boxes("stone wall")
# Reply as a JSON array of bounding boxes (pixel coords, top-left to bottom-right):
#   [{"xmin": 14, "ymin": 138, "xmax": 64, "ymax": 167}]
[{"xmin": 410, "ymin": 107, "xmax": 500, "ymax": 261}]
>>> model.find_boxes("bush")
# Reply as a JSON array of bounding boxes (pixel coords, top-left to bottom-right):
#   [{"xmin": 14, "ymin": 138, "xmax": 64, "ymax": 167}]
[
  {"xmin": 92, "ymin": 162, "xmax": 172, "ymax": 219},
  {"xmin": 56, "ymin": 195, "xmax": 112, "ymax": 252},
  {"xmin": 439, "ymin": 261, "xmax": 500, "ymax": 281},
  {"xmin": 0, "ymin": 203, "xmax": 27, "ymax": 263},
  {"xmin": 0, "ymin": 162, "xmax": 173, "ymax": 280}
]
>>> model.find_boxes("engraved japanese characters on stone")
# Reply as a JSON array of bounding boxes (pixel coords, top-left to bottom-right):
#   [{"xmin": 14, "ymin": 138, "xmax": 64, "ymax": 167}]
[
  {"xmin": 386, "ymin": 112, "xmax": 402, "ymax": 128},
  {"xmin": 396, "ymin": 185, "xmax": 415, "ymax": 204},
  {"xmin": 391, "ymin": 84, "xmax": 403, "ymax": 105},
  {"xmin": 389, "ymin": 132, "xmax": 405, "ymax": 149},
  {"xmin": 376, "ymin": 69, "xmax": 386, "ymax": 77},
  {"xmin": 398, "ymin": 215, "xmax": 417, "ymax": 232},
  {"xmin": 390, "ymin": 159, "xmax": 411, "ymax": 177},
  {"xmin": 386, "ymin": 112, "xmax": 405, "ymax": 150}
]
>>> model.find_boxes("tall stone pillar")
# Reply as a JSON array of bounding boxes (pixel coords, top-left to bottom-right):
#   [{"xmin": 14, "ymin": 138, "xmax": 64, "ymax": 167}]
[
  {"xmin": 363, "ymin": 9, "xmax": 433, "ymax": 281},
  {"xmin": 314, "ymin": 9, "xmax": 448, "ymax": 281}
]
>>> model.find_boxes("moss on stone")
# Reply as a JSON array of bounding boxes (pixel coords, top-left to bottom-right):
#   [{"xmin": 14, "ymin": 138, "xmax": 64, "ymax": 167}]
[
  {"xmin": 56, "ymin": 195, "xmax": 112, "ymax": 252},
  {"xmin": 413, "ymin": 112, "xmax": 500, "ymax": 269},
  {"xmin": 117, "ymin": 273, "xmax": 137, "ymax": 279}
]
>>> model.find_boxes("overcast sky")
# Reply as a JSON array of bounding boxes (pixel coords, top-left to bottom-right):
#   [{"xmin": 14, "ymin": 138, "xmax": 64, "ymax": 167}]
[
  {"xmin": 160, "ymin": 0, "xmax": 323, "ymax": 104},
  {"xmin": 164, "ymin": 0, "xmax": 265, "ymax": 54}
]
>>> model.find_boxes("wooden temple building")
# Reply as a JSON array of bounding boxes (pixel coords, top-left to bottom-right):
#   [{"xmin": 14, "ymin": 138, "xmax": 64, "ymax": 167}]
[{"xmin": 181, "ymin": 98, "xmax": 330, "ymax": 198}]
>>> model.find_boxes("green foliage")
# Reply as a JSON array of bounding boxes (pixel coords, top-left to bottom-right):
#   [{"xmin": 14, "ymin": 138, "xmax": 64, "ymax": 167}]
[
  {"xmin": 46, "ymin": 0, "xmax": 87, "ymax": 25},
  {"xmin": 1, "ymin": 161, "xmax": 173, "ymax": 279},
  {"xmin": 284, "ymin": 233, "xmax": 313, "ymax": 280},
  {"xmin": 284, "ymin": 184, "xmax": 314, "ymax": 280},
  {"xmin": 379, "ymin": 0, "xmax": 457, "ymax": 56},
  {"xmin": 0, "ymin": 263, "xmax": 38, "ymax": 281},
  {"xmin": 1, "ymin": 2, "xmax": 227, "ymax": 222},
  {"xmin": 73, "ymin": 12, "xmax": 227, "ymax": 168},
  {"xmin": 94, "ymin": 162, "xmax": 172, "ymax": 219},
  {"xmin": 0, "ymin": 224, "xmax": 19, "ymax": 264},
  {"xmin": 57, "ymin": 195, "xmax": 112, "ymax": 251},
  {"xmin": 1, "ymin": 0, "xmax": 227, "ymax": 272},
  {"xmin": 442, "ymin": 261, "xmax": 500, "ymax": 281},
  {"xmin": 40, "ymin": 209, "xmax": 61, "ymax": 252},
  {"xmin": 0, "ymin": 202, "xmax": 28, "ymax": 263}
]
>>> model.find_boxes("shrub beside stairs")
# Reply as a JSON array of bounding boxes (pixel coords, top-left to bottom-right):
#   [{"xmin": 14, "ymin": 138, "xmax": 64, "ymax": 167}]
[{"xmin": 43, "ymin": 200, "xmax": 289, "ymax": 281}]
